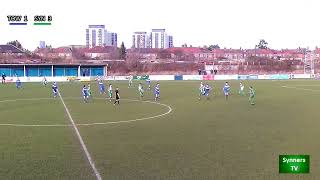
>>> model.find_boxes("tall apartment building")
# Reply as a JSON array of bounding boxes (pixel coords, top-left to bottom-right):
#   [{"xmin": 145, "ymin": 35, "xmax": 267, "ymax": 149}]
[
  {"xmin": 150, "ymin": 29, "xmax": 166, "ymax": 48},
  {"xmin": 132, "ymin": 32, "xmax": 148, "ymax": 48},
  {"xmin": 105, "ymin": 32, "xmax": 118, "ymax": 47},
  {"xmin": 86, "ymin": 25, "xmax": 118, "ymax": 48},
  {"xmin": 39, "ymin": 41, "xmax": 46, "ymax": 49},
  {"xmin": 132, "ymin": 29, "xmax": 173, "ymax": 49},
  {"xmin": 168, "ymin": 35, "xmax": 173, "ymax": 48}
]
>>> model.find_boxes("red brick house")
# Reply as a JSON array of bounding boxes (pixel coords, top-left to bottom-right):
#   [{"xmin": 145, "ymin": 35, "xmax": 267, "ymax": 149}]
[
  {"xmin": 278, "ymin": 49, "xmax": 304, "ymax": 61},
  {"xmin": 0, "ymin": 45, "xmax": 25, "ymax": 56},
  {"xmin": 166, "ymin": 47, "xmax": 213, "ymax": 61},
  {"xmin": 35, "ymin": 47, "xmax": 72, "ymax": 59},
  {"xmin": 213, "ymin": 49, "xmax": 246, "ymax": 60},
  {"xmin": 314, "ymin": 48, "xmax": 320, "ymax": 61},
  {"xmin": 243, "ymin": 49, "xmax": 278, "ymax": 59},
  {"xmin": 128, "ymin": 48, "xmax": 161, "ymax": 60},
  {"xmin": 82, "ymin": 46, "xmax": 117, "ymax": 59}
]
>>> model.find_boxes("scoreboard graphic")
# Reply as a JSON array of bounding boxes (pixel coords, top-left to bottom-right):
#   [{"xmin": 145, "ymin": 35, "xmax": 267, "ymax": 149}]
[{"xmin": 6, "ymin": 15, "xmax": 53, "ymax": 26}]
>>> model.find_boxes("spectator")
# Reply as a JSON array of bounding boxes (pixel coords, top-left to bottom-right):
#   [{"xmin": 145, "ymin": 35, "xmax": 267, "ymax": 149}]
[
  {"xmin": 2, "ymin": 72, "xmax": 6, "ymax": 84},
  {"xmin": 203, "ymin": 70, "xmax": 207, "ymax": 75}
]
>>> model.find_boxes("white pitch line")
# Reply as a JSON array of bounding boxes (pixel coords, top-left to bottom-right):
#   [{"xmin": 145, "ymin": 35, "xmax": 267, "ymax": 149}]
[
  {"xmin": 78, "ymin": 100, "xmax": 172, "ymax": 126},
  {"xmin": 290, "ymin": 85, "xmax": 320, "ymax": 87},
  {"xmin": 0, "ymin": 123, "xmax": 69, "ymax": 127},
  {"xmin": 58, "ymin": 92, "xmax": 102, "ymax": 180},
  {"xmin": 281, "ymin": 86, "xmax": 320, "ymax": 92},
  {"xmin": 0, "ymin": 97, "xmax": 54, "ymax": 103},
  {"xmin": 0, "ymin": 98, "xmax": 173, "ymax": 127}
]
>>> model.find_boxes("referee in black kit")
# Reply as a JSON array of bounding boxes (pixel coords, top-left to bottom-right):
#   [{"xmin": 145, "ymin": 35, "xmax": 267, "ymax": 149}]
[{"xmin": 114, "ymin": 87, "xmax": 120, "ymax": 105}]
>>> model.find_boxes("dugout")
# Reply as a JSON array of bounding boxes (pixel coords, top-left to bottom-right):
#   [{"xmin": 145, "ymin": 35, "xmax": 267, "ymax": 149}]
[{"xmin": 0, "ymin": 64, "xmax": 107, "ymax": 77}]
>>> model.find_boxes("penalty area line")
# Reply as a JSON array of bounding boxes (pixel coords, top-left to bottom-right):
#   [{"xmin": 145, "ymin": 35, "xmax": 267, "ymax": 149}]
[
  {"xmin": 289, "ymin": 85, "xmax": 320, "ymax": 87},
  {"xmin": 281, "ymin": 86, "xmax": 320, "ymax": 92},
  {"xmin": 58, "ymin": 91, "xmax": 103, "ymax": 180}
]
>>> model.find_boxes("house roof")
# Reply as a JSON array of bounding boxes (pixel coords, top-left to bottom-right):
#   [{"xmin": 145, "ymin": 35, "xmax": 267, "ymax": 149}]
[
  {"xmin": 80, "ymin": 46, "xmax": 117, "ymax": 53},
  {"xmin": 35, "ymin": 47, "xmax": 72, "ymax": 54},
  {"xmin": 243, "ymin": 49, "xmax": 278, "ymax": 54},
  {"xmin": 0, "ymin": 45, "xmax": 25, "ymax": 53},
  {"xmin": 128, "ymin": 48, "xmax": 161, "ymax": 54},
  {"xmin": 213, "ymin": 49, "xmax": 243, "ymax": 54},
  {"xmin": 280, "ymin": 49, "xmax": 300, "ymax": 54},
  {"xmin": 52, "ymin": 47, "xmax": 72, "ymax": 53},
  {"xmin": 166, "ymin": 47, "xmax": 211, "ymax": 54}
]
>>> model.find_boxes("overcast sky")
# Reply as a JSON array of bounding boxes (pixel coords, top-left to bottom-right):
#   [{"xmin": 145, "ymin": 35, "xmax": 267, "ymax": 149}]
[{"xmin": 0, "ymin": 0, "xmax": 319, "ymax": 50}]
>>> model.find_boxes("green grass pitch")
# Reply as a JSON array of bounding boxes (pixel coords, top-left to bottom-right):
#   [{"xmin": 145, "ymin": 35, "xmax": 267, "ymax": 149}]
[{"xmin": 0, "ymin": 80, "xmax": 320, "ymax": 180}]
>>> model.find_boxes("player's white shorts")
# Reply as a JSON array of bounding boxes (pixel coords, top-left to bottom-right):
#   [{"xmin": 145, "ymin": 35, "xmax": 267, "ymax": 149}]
[
  {"xmin": 240, "ymin": 87, "xmax": 244, "ymax": 91},
  {"xmin": 224, "ymin": 92, "xmax": 229, "ymax": 96}
]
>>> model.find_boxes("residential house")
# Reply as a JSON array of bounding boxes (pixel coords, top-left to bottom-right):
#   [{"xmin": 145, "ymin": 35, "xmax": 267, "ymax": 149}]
[
  {"xmin": 213, "ymin": 49, "xmax": 245, "ymax": 60},
  {"xmin": 35, "ymin": 47, "xmax": 72, "ymax": 59},
  {"xmin": 166, "ymin": 47, "xmax": 213, "ymax": 61},
  {"xmin": 314, "ymin": 48, "xmax": 320, "ymax": 61},
  {"xmin": 82, "ymin": 46, "xmax": 117, "ymax": 59},
  {"xmin": 278, "ymin": 49, "xmax": 304, "ymax": 61},
  {"xmin": 128, "ymin": 48, "xmax": 161, "ymax": 61},
  {"xmin": 0, "ymin": 45, "xmax": 25, "ymax": 55}
]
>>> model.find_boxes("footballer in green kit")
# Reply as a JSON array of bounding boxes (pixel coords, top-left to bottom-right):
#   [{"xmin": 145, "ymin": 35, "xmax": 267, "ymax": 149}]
[
  {"xmin": 249, "ymin": 86, "xmax": 255, "ymax": 105},
  {"xmin": 138, "ymin": 83, "xmax": 144, "ymax": 100},
  {"xmin": 198, "ymin": 82, "xmax": 204, "ymax": 100},
  {"xmin": 108, "ymin": 84, "xmax": 113, "ymax": 101}
]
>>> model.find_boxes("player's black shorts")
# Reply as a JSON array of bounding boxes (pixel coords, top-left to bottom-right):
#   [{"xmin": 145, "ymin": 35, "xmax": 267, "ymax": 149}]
[{"xmin": 115, "ymin": 96, "xmax": 119, "ymax": 100}]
